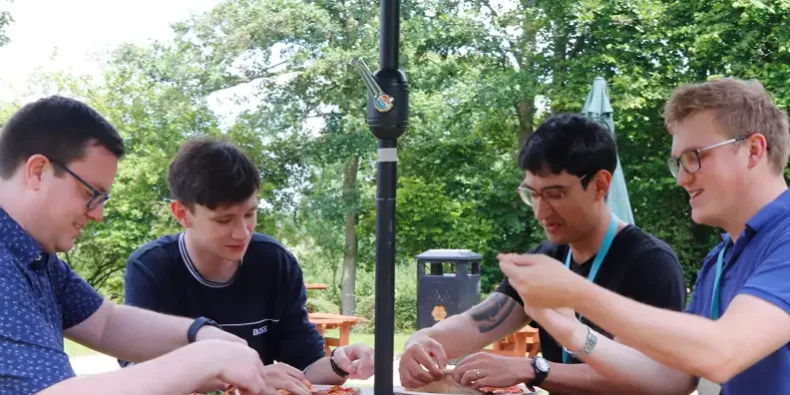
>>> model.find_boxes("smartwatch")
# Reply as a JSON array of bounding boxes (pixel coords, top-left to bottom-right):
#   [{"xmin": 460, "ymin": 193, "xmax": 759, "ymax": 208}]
[
  {"xmin": 330, "ymin": 348, "xmax": 350, "ymax": 377},
  {"xmin": 528, "ymin": 356, "xmax": 550, "ymax": 388},
  {"xmin": 187, "ymin": 317, "xmax": 220, "ymax": 343}
]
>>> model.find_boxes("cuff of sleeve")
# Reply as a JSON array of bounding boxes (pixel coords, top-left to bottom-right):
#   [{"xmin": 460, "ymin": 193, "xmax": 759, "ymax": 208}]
[{"xmin": 739, "ymin": 287, "xmax": 790, "ymax": 313}]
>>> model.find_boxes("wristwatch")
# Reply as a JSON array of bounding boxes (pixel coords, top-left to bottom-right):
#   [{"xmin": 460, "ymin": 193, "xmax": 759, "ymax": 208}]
[
  {"xmin": 330, "ymin": 348, "xmax": 350, "ymax": 377},
  {"xmin": 187, "ymin": 316, "xmax": 221, "ymax": 343},
  {"xmin": 527, "ymin": 356, "xmax": 550, "ymax": 388}
]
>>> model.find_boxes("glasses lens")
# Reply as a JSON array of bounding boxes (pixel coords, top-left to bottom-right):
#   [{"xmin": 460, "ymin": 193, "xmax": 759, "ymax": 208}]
[
  {"xmin": 680, "ymin": 151, "xmax": 700, "ymax": 174},
  {"xmin": 518, "ymin": 188, "xmax": 532, "ymax": 206},
  {"xmin": 668, "ymin": 158, "xmax": 679, "ymax": 178}
]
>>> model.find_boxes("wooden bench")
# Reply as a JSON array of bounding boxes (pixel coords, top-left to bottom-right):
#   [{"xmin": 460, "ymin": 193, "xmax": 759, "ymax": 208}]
[
  {"xmin": 485, "ymin": 325, "xmax": 541, "ymax": 358},
  {"xmin": 308, "ymin": 312, "xmax": 364, "ymax": 356}
]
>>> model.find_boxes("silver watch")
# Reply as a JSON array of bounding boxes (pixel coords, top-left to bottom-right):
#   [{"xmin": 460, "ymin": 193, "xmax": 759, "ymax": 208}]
[{"xmin": 563, "ymin": 325, "xmax": 598, "ymax": 359}]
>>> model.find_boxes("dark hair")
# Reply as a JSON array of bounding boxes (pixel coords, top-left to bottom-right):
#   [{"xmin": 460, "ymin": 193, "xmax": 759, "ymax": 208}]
[
  {"xmin": 519, "ymin": 113, "xmax": 618, "ymax": 188},
  {"xmin": 168, "ymin": 138, "xmax": 261, "ymax": 210},
  {"xmin": 0, "ymin": 95, "xmax": 125, "ymax": 179}
]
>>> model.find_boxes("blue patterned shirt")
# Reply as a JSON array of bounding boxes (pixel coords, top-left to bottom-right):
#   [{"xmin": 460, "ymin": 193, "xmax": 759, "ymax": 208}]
[{"xmin": 0, "ymin": 207, "xmax": 104, "ymax": 393}]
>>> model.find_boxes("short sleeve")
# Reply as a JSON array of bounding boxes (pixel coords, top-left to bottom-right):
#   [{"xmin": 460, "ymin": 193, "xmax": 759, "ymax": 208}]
[
  {"xmin": 0, "ymin": 256, "xmax": 76, "ymax": 393},
  {"xmin": 739, "ymin": 236, "xmax": 790, "ymax": 313},
  {"xmin": 53, "ymin": 258, "xmax": 104, "ymax": 330},
  {"xmin": 274, "ymin": 250, "xmax": 326, "ymax": 370},
  {"xmin": 124, "ymin": 257, "xmax": 171, "ymax": 314},
  {"xmin": 621, "ymin": 248, "xmax": 687, "ymax": 312}
]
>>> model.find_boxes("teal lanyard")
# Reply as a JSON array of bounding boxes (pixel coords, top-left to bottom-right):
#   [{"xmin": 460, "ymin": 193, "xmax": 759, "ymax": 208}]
[
  {"xmin": 562, "ymin": 214, "xmax": 620, "ymax": 364},
  {"xmin": 710, "ymin": 244, "xmax": 728, "ymax": 320}
]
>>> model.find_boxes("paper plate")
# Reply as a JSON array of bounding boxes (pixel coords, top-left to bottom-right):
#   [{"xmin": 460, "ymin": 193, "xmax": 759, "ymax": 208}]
[{"xmin": 393, "ymin": 384, "xmax": 537, "ymax": 395}]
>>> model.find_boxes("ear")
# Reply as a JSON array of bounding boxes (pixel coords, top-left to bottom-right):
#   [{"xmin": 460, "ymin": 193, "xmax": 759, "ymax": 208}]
[
  {"xmin": 170, "ymin": 201, "xmax": 192, "ymax": 228},
  {"xmin": 592, "ymin": 170, "xmax": 613, "ymax": 201},
  {"xmin": 746, "ymin": 133, "xmax": 768, "ymax": 169},
  {"xmin": 23, "ymin": 154, "xmax": 50, "ymax": 190}
]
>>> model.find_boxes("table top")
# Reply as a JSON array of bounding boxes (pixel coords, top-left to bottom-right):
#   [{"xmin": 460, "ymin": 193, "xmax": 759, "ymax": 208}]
[{"xmin": 306, "ymin": 283, "xmax": 329, "ymax": 290}]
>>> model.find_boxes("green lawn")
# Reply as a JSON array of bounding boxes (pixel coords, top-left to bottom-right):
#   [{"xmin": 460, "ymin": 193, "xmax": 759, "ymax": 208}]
[{"xmin": 65, "ymin": 332, "xmax": 412, "ymax": 358}]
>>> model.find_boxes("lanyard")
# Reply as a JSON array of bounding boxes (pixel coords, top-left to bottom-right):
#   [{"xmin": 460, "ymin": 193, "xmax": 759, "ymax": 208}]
[
  {"xmin": 562, "ymin": 214, "xmax": 620, "ymax": 364},
  {"xmin": 710, "ymin": 244, "xmax": 728, "ymax": 320}
]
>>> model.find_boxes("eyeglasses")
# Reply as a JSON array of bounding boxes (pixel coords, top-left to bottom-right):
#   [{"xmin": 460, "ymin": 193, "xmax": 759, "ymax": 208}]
[
  {"xmin": 517, "ymin": 174, "xmax": 588, "ymax": 207},
  {"xmin": 668, "ymin": 135, "xmax": 749, "ymax": 178},
  {"xmin": 50, "ymin": 159, "xmax": 110, "ymax": 211}
]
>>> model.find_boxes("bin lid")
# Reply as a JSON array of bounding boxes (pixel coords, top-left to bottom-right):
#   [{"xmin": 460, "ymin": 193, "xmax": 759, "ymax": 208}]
[{"xmin": 416, "ymin": 249, "xmax": 483, "ymax": 262}]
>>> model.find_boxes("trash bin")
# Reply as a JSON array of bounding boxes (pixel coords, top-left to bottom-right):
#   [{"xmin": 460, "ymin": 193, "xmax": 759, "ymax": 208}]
[{"xmin": 416, "ymin": 249, "xmax": 482, "ymax": 329}]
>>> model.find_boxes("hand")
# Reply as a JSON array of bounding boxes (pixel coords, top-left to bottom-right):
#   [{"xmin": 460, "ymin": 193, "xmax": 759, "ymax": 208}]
[
  {"xmin": 193, "ymin": 340, "xmax": 275, "ymax": 395},
  {"xmin": 398, "ymin": 336, "xmax": 448, "ymax": 388},
  {"xmin": 452, "ymin": 352, "xmax": 533, "ymax": 389},
  {"xmin": 331, "ymin": 343, "xmax": 375, "ymax": 380},
  {"xmin": 261, "ymin": 363, "xmax": 311, "ymax": 395},
  {"xmin": 525, "ymin": 305, "xmax": 588, "ymax": 353},
  {"xmin": 498, "ymin": 253, "xmax": 585, "ymax": 309},
  {"xmin": 196, "ymin": 324, "xmax": 248, "ymax": 346}
]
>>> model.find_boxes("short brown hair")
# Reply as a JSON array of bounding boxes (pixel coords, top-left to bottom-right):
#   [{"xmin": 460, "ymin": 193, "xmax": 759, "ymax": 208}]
[
  {"xmin": 664, "ymin": 78, "xmax": 790, "ymax": 174},
  {"xmin": 168, "ymin": 138, "xmax": 260, "ymax": 210}
]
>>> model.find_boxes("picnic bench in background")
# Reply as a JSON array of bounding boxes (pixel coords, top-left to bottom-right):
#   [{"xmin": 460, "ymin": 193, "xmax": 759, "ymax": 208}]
[
  {"xmin": 308, "ymin": 312, "xmax": 364, "ymax": 356},
  {"xmin": 305, "ymin": 283, "xmax": 329, "ymax": 290},
  {"xmin": 485, "ymin": 325, "xmax": 541, "ymax": 358}
]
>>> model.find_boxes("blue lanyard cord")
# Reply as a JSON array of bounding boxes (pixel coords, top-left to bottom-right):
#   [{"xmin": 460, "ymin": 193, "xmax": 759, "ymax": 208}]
[
  {"xmin": 710, "ymin": 244, "xmax": 728, "ymax": 320},
  {"xmin": 562, "ymin": 214, "xmax": 620, "ymax": 364}
]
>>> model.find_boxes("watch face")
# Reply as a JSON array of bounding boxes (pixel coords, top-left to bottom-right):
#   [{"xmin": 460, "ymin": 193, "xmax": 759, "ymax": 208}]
[{"xmin": 535, "ymin": 357, "xmax": 550, "ymax": 372}]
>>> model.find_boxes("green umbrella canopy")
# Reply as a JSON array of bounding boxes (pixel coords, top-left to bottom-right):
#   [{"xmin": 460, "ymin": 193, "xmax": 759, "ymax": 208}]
[{"xmin": 582, "ymin": 77, "xmax": 635, "ymax": 225}]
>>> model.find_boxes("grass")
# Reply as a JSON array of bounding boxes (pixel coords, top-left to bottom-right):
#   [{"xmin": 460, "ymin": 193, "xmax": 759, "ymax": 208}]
[{"xmin": 65, "ymin": 332, "xmax": 412, "ymax": 358}]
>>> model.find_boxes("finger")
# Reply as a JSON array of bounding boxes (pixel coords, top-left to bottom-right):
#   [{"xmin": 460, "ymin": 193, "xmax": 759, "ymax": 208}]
[
  {"xmin": 427, "ymin": 343, "xmax": 449, "ymax": 373},
  {"xmin": 281, "ymin": 380, "xmax": 311, "ymax": 395},
  {"xmin": 470, "ymin": 376, "xmax": 495, "ymax": 389},
  {"xmin": 412, "ymin": 345, "xmax": 444, "ymax": 378},
  {"xmin": 276, "ymin": 363, "xmax": 306, "ymax": 380},
  {"xmin": 406, "ymin": 362, "xmax": 435, "ymax": 386},
  {"xmin": 459, "ymin": 369, "xmax": 479, "ymax": 387}
]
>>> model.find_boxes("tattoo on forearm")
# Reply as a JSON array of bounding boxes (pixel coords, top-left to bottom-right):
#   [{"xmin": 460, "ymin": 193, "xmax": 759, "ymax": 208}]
[{"xmin": 468, "ymin": 293, "xmax": 517, "ymax": 333}]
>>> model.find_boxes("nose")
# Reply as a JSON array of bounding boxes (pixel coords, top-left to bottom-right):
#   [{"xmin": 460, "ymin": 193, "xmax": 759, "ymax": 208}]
[
  {"xmin": 231, "ymin": 220, "xmax": 251, "ymax": 240},
  {"xmin": 676, "ymin": 166, "xmax": 693, "ymax": 188},
  {"xmin": 532, "ymin": 198, "xmax": 554, "ymax": 221},
  {"xmin": 87, "ymin": 205, "xmax": 104, "ymax": 222}
]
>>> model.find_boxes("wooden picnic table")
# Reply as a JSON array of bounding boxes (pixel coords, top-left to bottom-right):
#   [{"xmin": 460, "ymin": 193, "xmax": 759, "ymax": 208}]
[
  {"xmin": 308, "ymin": 312, "xmax": 364, "ymax": 356},
  {"xmin": 486, "ymin": 325, "xmax": 540, "ymax": 358},
  {"xmin": 305, "ymin": 283, "xmax": 329, "ymax": 290}
]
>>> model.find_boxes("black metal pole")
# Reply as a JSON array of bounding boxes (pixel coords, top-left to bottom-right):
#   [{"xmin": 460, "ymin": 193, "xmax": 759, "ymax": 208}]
[
  {"xmin": 374, "ymin": 138, "xmax": 397, "ymax": 395},
  {"xmin": 370, "ymin": 1, "xmax": 406, "ymax": 395}
]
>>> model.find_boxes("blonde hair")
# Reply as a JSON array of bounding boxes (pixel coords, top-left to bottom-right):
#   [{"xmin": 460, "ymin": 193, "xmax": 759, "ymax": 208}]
[{"xmin": 664, "ymin": 78, "xmax": 790, "ymax": 174}]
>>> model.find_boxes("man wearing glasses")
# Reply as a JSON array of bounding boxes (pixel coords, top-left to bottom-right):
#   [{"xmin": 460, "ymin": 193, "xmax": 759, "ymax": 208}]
[
  {"xmin": 399, "ymin": 113, "xmax": 686, "ymax": 394},
  {"xmin": 0, "ymin": 96, "xmax": 280, "ymax": 395},
  {"xmin": 500, "ymin": 78, "xmax": 790, "ymax": 394}
]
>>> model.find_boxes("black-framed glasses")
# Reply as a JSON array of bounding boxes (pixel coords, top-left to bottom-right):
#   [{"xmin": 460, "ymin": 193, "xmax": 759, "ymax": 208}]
[
  {"xmin": 668, "ymin": 135, "xmax": 750, "ymax": 178},
  {"xmin": 50, "ymin": 159, "xmax": 110, "ymax": 210},
  {"xmin": 517, "ymin": 174, "xmax": 588, "ymax": 207}
]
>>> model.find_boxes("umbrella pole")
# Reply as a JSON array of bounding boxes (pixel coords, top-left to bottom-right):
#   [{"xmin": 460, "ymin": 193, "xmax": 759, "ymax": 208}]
[{"xmin": 371, "ymin": 1, "xmax": 407, "ymax": 395}]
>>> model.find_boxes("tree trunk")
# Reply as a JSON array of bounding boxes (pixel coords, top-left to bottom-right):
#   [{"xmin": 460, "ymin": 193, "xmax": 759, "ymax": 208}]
[
  {"xmin": 516, "ymin": 98, "xmax": 535, "ymax": 149},
  {"xmin": 341, "ymin": 155, "xmax": 359, "ymax": 316}
]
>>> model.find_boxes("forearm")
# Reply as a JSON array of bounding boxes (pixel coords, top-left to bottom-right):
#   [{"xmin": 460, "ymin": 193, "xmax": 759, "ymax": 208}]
[
  {"xmin": 92, "ymin": 304, "xmax": 194, "ymax": 362},
  {"xmin": 304, "ymin": 357, "xmax": 346, "ymax": 385},
  {"xmin": 537, "ymin": 363, "xmax": 636, "ymax": 395},
  {"xmin": 408, "ymin": 294, "xmax": 530, "ymax": 360},
  {"xmin": 38, "ymin": 344, "xmax": 213, "ymax": 395},
  {"xmin": 573, "ymin": 282, "xmax": 724, "ymax": 379}
]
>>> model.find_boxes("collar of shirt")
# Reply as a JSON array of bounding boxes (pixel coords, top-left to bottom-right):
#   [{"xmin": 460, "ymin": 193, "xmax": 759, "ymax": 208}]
[{"xmin": 0, "ymin": 206, "xmax": 46, "ymax": 267}]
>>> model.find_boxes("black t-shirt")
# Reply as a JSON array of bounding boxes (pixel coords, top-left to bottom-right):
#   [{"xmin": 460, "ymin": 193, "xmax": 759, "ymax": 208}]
[
  {"xmin": 496, "ymin": 224, "xmax": 686, "ymax": 364},
  {"xmin": 121, "ymin": 233, "xmax": 325, "ymax": 370}
]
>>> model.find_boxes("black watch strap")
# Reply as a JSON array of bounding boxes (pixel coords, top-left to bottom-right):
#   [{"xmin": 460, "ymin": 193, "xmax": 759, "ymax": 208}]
[
  {"xmin": 330, "ymin": 348, "xmax": 349, "ymax": 377},
  {"xmin": 187, "ymin": 317, "xmax": 220, "ymax": 343},
  {"xmin": 528, "ymin": 356, "xmax": 549, "ymax": 388}
]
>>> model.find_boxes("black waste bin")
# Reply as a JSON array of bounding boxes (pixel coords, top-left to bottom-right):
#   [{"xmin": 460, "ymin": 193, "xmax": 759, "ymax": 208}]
[{"xmin": 416, "ymin": 249, "xmax": 482, "ymax": 329}]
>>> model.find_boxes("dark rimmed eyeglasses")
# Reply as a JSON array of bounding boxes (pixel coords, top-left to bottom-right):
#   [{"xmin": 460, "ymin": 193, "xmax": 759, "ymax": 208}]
[
  {"xmin": 50, "ymin": 159, "xmax": 110, "ymax": 210},
  {"xmin": 517, "ymin": 174, "xmax": 588, "ymax": 207},
  {"xmin": 668, "ymin": 135, "xmax": 750, "ymax": 178}
]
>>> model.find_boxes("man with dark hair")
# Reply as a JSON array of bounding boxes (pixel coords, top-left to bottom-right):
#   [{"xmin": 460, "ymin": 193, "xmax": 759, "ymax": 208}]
[
  {"xmin": 501, "ymin": 78, "xmax": 790, "ymax": 394},
  {"xmin": 0, "ymin": 96, "xmax": 279, "ymax": 395},
  {"xmin": 399, "ymin": 113, "xmax": 686, "ymax": 394},
  {"xmin": 123, "ymin": 138, "xmax": 375, "ymax": 389}
]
